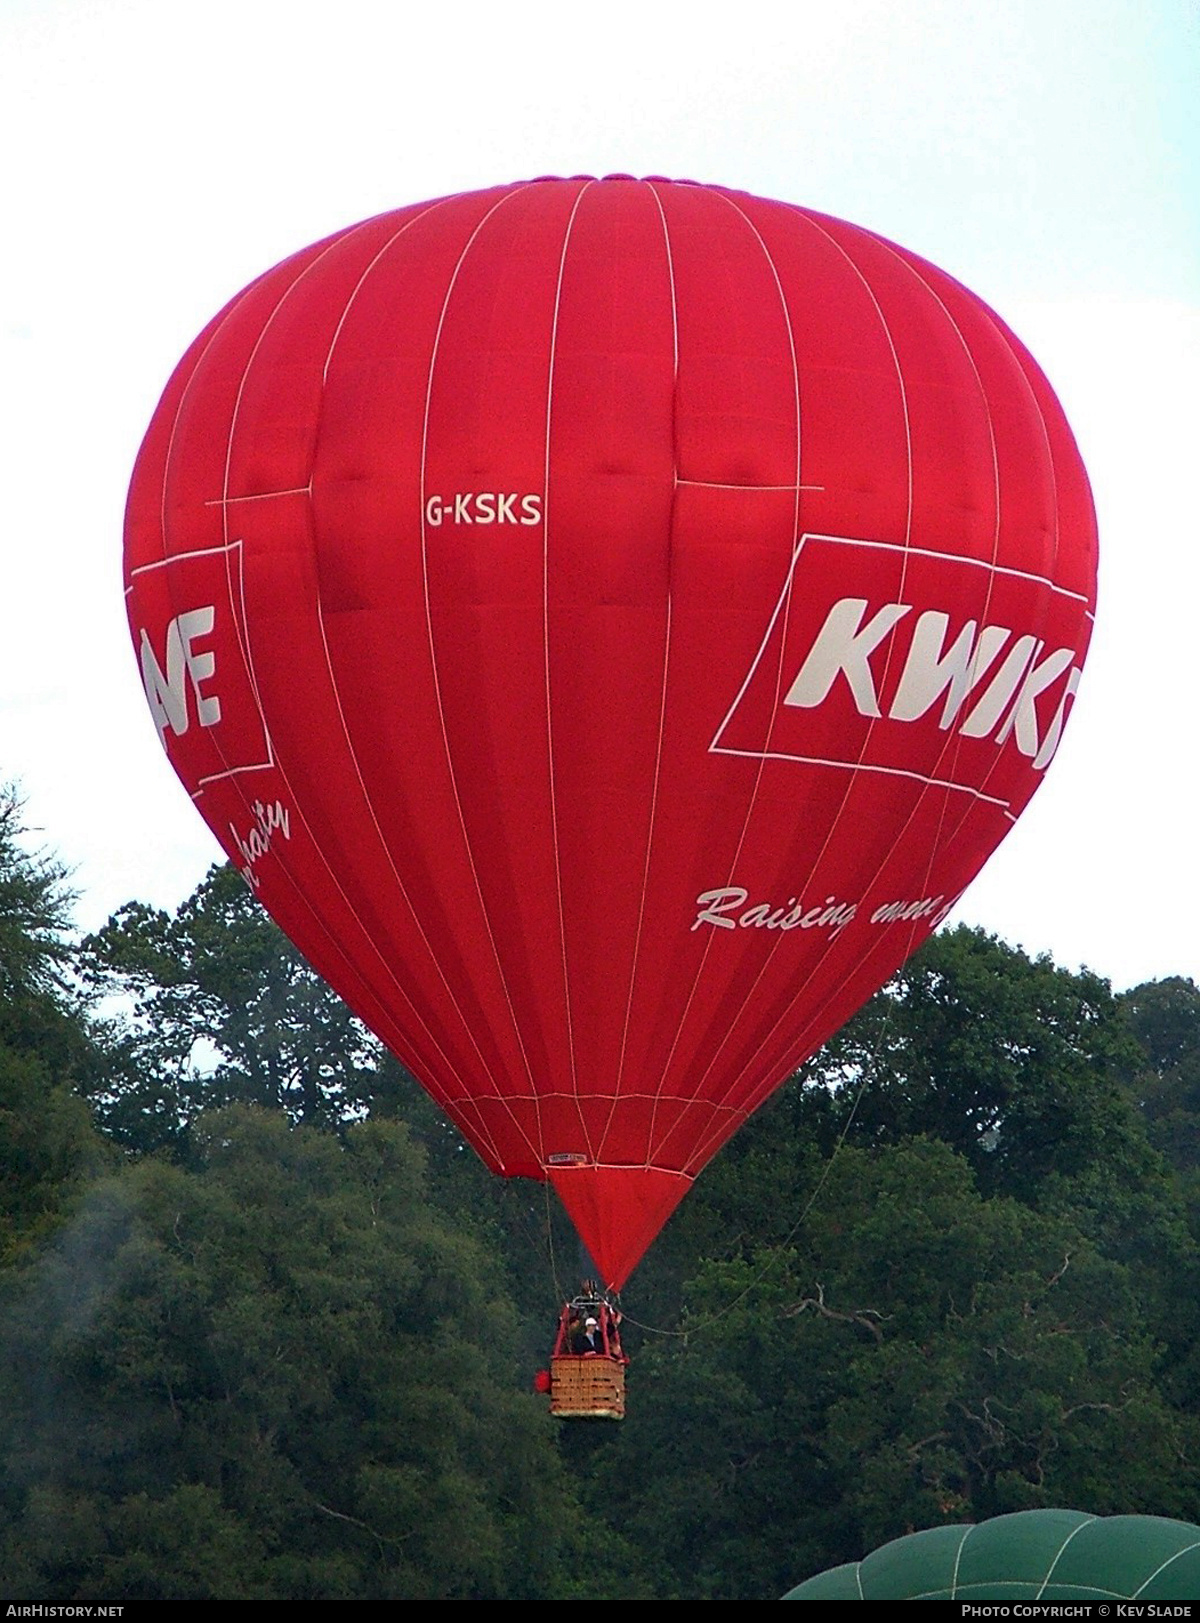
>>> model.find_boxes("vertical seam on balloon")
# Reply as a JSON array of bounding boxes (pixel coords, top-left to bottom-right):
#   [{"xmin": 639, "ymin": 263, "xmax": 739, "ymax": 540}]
[
  {"xmin": 838, "ymin": 260, "xmax": 1074, "ymax": 971},
  {"xmin": 980, "ymin": 310, "xmax": 1073, "ymax": 794},
  {"xmin": 307, "ymin": 627, "xmax": 507, "ymax": 1173},
  {"xmin": 541, "ymin": 180, "xmax": 594, "ymax": 1161},
  {"xmin": 775, "ymin": 211, "xmax": 916, "ymax": 872},
  {"xmin": 902, "ymin": 260, "xmax": 1046, "ymax": 876},
  {"xmin": 158, "ymin": 267, "xmax": 273, "ymax": 559},
  {"xmin": 599, "ymin": 178, "xmax": 678, "ymax": 1168},
  {"xmin": 708, "ymin": 533, "xmax": 812, "ymax": 753},
  {"xmin": 679, "ymin": 213, "xmax": 1000, "ymax": 1175},
  {"xmin": 219, "ymin": 541, "xmax": 273, "ymax": 775},
  {"xmin": 320, "ymin": 200, "xmax": 445, "ymax": 383},
  {"xmin": 215, "ymin": 226, "xmax": 497, "ymax": 1098},
  {"xmin": 682, "ymin": 213, "xmax": 1058, "ymax": 1172},
  {"xmin": 644, "ymin": 187, "xmax": 804, "ymax": 1169},
  {"xmin": 681, "ymin": 230, "xmax": 1086, "ymax": 1181},
  {"xmin": 838, "ymin": 241, "xmax": 1011, "ymax": 979},
  {"xmin": 721, "ymin": 236, "xmax": 1009, "ymax": 1108},
  {"xmin": 685, "ymin": 298, "xmax": 1006, "ymax": 1175},
  {"xmin": 644, "ymin": 191, "xmax": 805, "ymax": 1160},
  {"xmin": 898, "ymin": 285, "xmax": 1080, "ymax": 870},
  {"xmin": 148, "ymin": 227, "xmax": 462, "ymax": 1116},
  {"xmin": 155, "ymin": 294, "xmax": 283, "ymax": 786},
  {"xmin": 1035, "ymin": 1517, "xmax": 1098, "ymax": 1599},
  {"xmin": 989, "ymin": 315, "xmax": 1076, "ymax": 814},
  {"xmin": 949, "ymin": 1521, "xmax": 975, "ymax": 1598},
  {"xmin": 213, "ymin": 226, "xmax": 503, "ymax": 1112},
  {"xmin": 309, "ymin": 199, "xmax": 521, "ymax": 1174},
  {"xmin": 419, "ymin": 184, "xmax": 551, "ymax": 1164},
  {"xmin": 1132, "ymin": 1538, "xmax": 1200, "ymax": 1598},
  {"xmin": 656, "ymin": 206, "xmax": 889, "ymax": 1168}
]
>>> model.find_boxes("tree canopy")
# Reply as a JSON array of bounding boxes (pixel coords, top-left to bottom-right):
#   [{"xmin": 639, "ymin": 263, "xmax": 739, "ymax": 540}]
[
  {"xmin": 2, "ymin": 834, "xmax": 1199, "ymax": 1599},
  {"xmin": 0, "ymin": 1110, "xmax": 605, "ymax": 1599},
  {"xmin": 79, "ymin": 864, "xmax": 388, "ymax": 1152}
]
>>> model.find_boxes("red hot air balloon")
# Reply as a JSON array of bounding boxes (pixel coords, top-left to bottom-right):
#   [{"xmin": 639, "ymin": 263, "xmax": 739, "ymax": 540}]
[{"xmin": 124, "ymin": 178, "xmax": 1096, "ymax": 1291}]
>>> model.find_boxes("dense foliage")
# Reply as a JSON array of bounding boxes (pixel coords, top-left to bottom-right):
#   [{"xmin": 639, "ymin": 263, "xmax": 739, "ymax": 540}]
[{"xmin": 1, "ymin": 789, "xmax": 1198, "ymax": 1597}]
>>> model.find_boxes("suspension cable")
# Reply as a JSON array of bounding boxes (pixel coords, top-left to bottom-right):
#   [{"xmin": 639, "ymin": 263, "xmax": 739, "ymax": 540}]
[{"xmin": 618, "ymin": 991, "xmax": 898, "ymax": 1341}]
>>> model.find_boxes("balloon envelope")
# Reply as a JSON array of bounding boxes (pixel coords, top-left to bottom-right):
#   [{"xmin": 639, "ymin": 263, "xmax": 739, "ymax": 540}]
[
  {"xmin": 124, "ymin": 178, "xmax": 1096, "ymax": 1287},
  {"xmin": 782, "ymin": 1509, "xmax": 1200, "ymax": 1600}
]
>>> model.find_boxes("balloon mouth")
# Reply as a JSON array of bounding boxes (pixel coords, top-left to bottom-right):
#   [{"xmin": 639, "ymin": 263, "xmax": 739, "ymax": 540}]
[{"xmin": 547, "ymin": 1164, "xmax": 694, "ymax": 1292}]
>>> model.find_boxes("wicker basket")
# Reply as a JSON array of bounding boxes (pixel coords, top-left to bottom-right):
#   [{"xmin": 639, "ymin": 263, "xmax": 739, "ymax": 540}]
[{"xmin": 549, "ymin": 1355, "xmax": 626, "ymax": 1420}]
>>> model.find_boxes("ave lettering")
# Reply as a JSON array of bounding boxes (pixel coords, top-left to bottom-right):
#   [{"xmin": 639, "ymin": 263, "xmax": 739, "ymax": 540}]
[
  {"xmin": 783, "ymin": 596, "xmax": 1081, "ymax": 769},
  {"xmin": 139, "ymin": 607, "xmax": 221, "ymax": 745}
]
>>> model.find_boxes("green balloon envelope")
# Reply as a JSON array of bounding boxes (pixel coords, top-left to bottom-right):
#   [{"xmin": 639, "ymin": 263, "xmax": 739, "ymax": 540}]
[{"xmin": 782, "ymin": 1509, "xmax": 1200, "ymax": 1600}]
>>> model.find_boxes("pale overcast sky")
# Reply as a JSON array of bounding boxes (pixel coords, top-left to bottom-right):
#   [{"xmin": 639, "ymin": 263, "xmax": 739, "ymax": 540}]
[{"xmin": 1, "ymin": 0, "xmax": 1196, "ymax": 992}]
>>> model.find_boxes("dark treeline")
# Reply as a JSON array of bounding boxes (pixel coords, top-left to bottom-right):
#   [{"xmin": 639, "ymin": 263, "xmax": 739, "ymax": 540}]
[{"xmin": 2, "ymin": 789, "xmax": 1199, "ymax": 1599}]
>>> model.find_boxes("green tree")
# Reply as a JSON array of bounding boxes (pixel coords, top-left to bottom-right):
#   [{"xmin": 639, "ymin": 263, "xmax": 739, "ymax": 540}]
[
  {"xmin": 589, "ymin": 1140, "xmax": 1199, "ymax": 1600},
  {"xmin": 0, "ymin": 788, "xmax": 106, "ymax": 1261},
  {"xmin": 1118, "ymin": 977, "xmax": 1200, "ymax": 1411},
  {"xmin": 81, "ymin": 865, "xmax": 585, "ymax": 1368},
  {"xmin": 627, "ymin": 930, "xmax": 1188, "ymax": 1340},
  {"xmin": 0, "ymin": 1108, "xmax": 608, "ymax": 1599},
  {"xmin": 801, "ymin": 928, "xmax": 1143, "ymax": 1195},
  {"xmin": 785, "ymin": 929, "xmax": 1191, "ymax": 1296},
  {"xmin": 0, "ymin": 788, "xmax": 76, "ymax": 1003},
  {"xmin": 1122, "ymin": 977, "xmax": 1200, "ymax": 1178},
  {"xmin": 80, "ymin": 865, "xmax": 390, "ymax": 1151}
]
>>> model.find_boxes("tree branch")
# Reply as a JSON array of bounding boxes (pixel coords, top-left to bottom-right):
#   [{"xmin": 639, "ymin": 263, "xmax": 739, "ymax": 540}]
[{"xmin": 786, "ymin": 1282, "xmax": 888, "ymax": 1342}]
